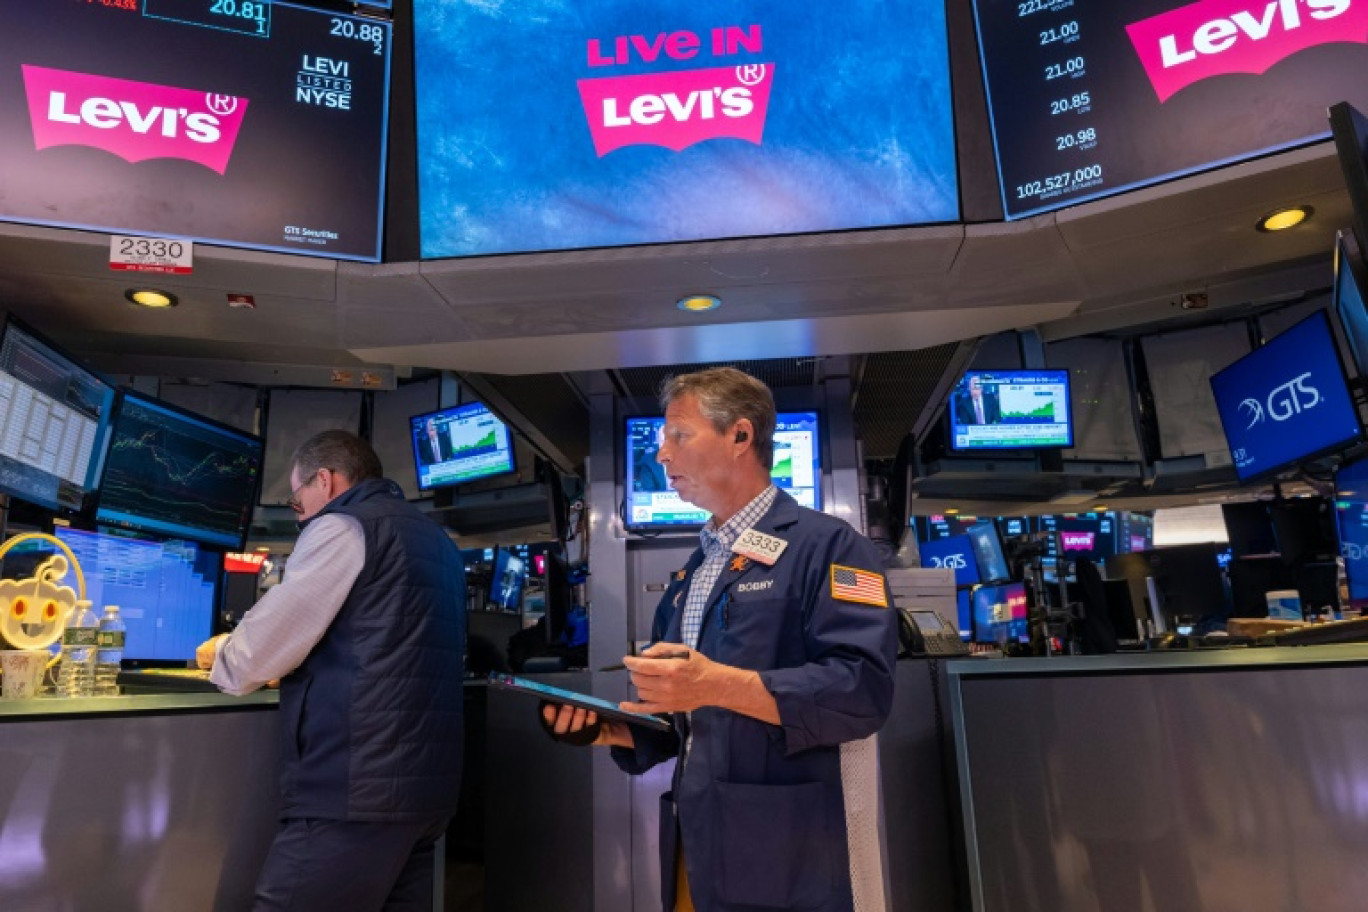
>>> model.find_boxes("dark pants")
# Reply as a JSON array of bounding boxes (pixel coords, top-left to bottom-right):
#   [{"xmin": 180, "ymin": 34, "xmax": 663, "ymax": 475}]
[{"xmin": 253, "ymin": 816, "xmax": 449, "ymax": 912}]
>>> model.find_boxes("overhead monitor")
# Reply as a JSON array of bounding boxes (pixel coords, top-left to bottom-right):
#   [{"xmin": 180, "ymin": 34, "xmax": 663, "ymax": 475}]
[
  {"xmin": 918, "ymin": 535, "xmax": 981, "ymax": 587},
  {"xmin": 0, "ymin": 316, "xmax": 116, "ymax": 512},
  {"xmin": 0, "ymin": 1, "xmax": 391, "ymax": 261},
  {"xmin": 1333, "ymin": 232, "xmax": 1368, "ymax": 377},
  {"xmin": 1210, "ymin": 311, "xmax": 1363, "ymax": 484},
  {"xmin": 966, "ymin": 522, "xmax": 1011, "ymax": 584},
  {"xmin": 54, "ymin": 527, "xmax": 218, "ymax": 663},
  {"xmin": 971, "ymin": 581, "xmax": 1029, "ymax": 645},
  {"xmin": 411, "ymin": 402, "xmax": 517, "ymax": 492},
  {"xmin": 414, "ymin": 0, "xmax": 959, "ymax": 257},
  {"xmin": 1330, "ymin": 102, "xmax": 1368, "ymax": 261},
  {"xmin": 1336, "ymin": 455, "xmax": 1368, "ymax": 613},
  {"xmin": 95, "ymin": 391, "xmax": 264, "ymax": 551},
  {"xmin": 972, "ymin": 0, "xmax": 1368, "ymax": 219},
  {"xmin": 623, "ymin": 411, "xmax": 821, "ymax": 530},
  {"xmin": 949, "ymin": 370, "xmax": 1074, "ymax": 451}
]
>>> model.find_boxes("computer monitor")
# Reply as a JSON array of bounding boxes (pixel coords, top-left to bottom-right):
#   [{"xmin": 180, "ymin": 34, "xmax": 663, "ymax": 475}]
[
  {"xmin": 966, "ymin": 523, "xmax": 1011, "ymax": 584},
  {"xmin": 54, "ymin": 527, "xmax": 218, "ymax": 663},
  {"xmin": 971, "ymin": 582, "xmax": 1029, "ymax": 645},
  {"xmin": 1038, "ymin": 512, "xmax": 1118, "ymax": 574},
  {"xmin": 0, "ymin": 315, "xmax": 116, "ymax": 512},
  {"xmin": 1270, "ymin": 498, "xmax": 1339, "ymax": 566},
  {"xmin": 1114, "ymin": 512, "xmax": 1154, "ymax": 554},
  {"xmin": 1333, "ymin": 232, "xmax": 1368, "ymax": 377},
  {"xmin": 996, "ymin": 516, "xmax": 1032, "ymax": 538},
  {"xmin": 1145, "ymin": 543, "xmax": 1228, "ymax": 628},
  {"xmin": 918, "ymin": 534, "xmax": 981, "ymax": 587},
  {"xmin": 623, "ymin": 411, "xmax": 822, "ymax": 530},
  {"xmin": 411, "ymin": 401, "xmax": 517, "ymax": 492},
  {"xmin": 948, "ymin": 369, "xmax": 1073, "ymax": 451},
  {"xmin": 1210, "ymin": 310, "xmax": 1363, "ymax": 483},
  {"xmin": 1222, "ymin": 501, "xmax": 1277, "ymax": 558},
  {"xmin": 95, "ymin": 390, "xmax": 264, "ymax": 551},
  {"xmin": 489, "ymin": 547, "xmax": 526, "ymax": 611},
  {"xmin": 1336, "ymin": 454, "xmax": 1368, "ymax": 612}
]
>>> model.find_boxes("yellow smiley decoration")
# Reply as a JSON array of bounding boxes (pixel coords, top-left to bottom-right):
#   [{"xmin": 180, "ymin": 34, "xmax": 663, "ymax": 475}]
[{"xmin": 0, "ymin": 533, "xmax": 87, "ymax": 651}]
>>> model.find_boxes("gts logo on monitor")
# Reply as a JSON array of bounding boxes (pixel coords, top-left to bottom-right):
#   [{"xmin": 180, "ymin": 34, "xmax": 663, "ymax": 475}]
[
  {"xmin": 1239, "ymin": 371, "xmax": 1321, "ymax": 429},
  {"xmin": 929, "ymin": 554, "xmax": 968, "ymax": 570}
]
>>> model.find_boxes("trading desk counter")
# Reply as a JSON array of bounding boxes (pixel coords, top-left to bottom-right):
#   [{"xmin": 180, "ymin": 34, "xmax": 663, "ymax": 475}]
[
  {"xmin": 0, "ymin": 690, "xmax": 281, "ymax": 911},
  {"xmin": 947, "ymin": 645, "xmax": 1368, "ymax": 912}
]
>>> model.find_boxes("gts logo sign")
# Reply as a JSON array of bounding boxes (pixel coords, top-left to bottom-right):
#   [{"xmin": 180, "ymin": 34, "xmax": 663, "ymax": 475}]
[
  {"xmin": 1239, "ymin": 372, "xmax": 1321, "ymax": 429},
  {"xmin": 929, "ymin": 554, "xmax": 968, "ymax": 570}
]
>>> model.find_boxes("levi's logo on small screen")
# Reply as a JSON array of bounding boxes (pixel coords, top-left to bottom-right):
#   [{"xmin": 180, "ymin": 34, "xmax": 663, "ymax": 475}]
[
  {"xmin": 1060, "ymin": 531, "xmax": 1096, "ymax": 552},
  {"xmin": 1125, "ymin": 0, "xmax": 1363, "ymax": 102},
  {"xmin": 22, "ymin": 66, "xmax": 249, "ymax": 174},
  {"xmin": 577, "ymin": 25, "xmax": 773, "ymax": 156}
]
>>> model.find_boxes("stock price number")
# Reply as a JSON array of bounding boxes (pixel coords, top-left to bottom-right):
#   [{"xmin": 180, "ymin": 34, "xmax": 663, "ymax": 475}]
[
  {"xmin": 1049, "ymin": 91, "xmax": 1090, "ymax": 115},
  {"xmin": 1017, "ymin": 0, "xmax": 1073, "ymax": 17},
  {"xmin": 329, "ymin": 17, "xmax": 387, "ymax": 56},
  {"xmin": 1015, "ymin": 164, "xmax": 1103, "ymax": 201},
  {"xmin": 1045, "ymin": 56, "xmax": 1085, "ymax": 80},
  {"xmin": 209, "ymin": 0, "xmax": 268, "ymax": 35},
  {"xmin": 1039, "ymin": 20, "xmax": 1079, "ymax": 45},
  {"xmin": 1055, "ymin": 126, "xmax": 1097, "ymax": 151}
]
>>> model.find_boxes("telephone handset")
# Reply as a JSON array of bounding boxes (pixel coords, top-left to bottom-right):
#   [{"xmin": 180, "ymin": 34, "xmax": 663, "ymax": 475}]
[{"xmin": 898, "ymin": 608, "xmax": 970, "ymax": 657}]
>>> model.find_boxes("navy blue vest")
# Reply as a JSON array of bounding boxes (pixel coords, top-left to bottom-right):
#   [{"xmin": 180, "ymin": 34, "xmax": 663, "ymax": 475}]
[{"xmin": 277, "ymin": 478, "xmax": 467, "ymax": 821}]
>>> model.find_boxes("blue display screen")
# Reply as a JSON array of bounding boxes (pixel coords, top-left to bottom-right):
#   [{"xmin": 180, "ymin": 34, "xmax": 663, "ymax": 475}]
[
  {"xmin": 55, "ymin": 527, "xmax": 218, "ymax": 662},
  {"xmin": 1211, "ymin": 311, "xmax": 1363, "ymax": 483},
  {"xmin": 918, "ymin": 534, "xmax": 980, "ymax": 587},
  {"xmin": 949, "ymin": 370, "xmax": 1073, "ymax": 451},
  {"xmin": 1336, "ymin": 457, "xmax": 1368, "ymax": 612},
  {"xmin": 972, "ymin": 581, "xmax": 1029, "ymax": 645},
  {"xmin": 624, "ymin": 411, "xmax": 820, "ymax": 529},
  {"xmin": 491, "ymin": 548, "xmax": 526, "ymax": 610},
  {"xmin": 955, "ymin": 588, "xmax": 973, "ymax": 640},
  {"xmin": 414, "ymin": 0, "xmax": 958, "ymax": 257},
  {"xmin": 966, "ymin": 523, "xmax": 1011, "ymax": 584},
  {"xmin": 411, "ymin": 402, "xmax": 517, "ymax": 491}
]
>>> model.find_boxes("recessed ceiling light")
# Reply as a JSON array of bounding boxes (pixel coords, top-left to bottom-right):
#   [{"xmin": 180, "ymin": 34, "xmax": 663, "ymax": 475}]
[
  {"xmin": 676, "ymin": 294, "xmax": 721, "ymax": 312},
  {"xmin": 1256, "ymin": 206, "xmax": 1313, "ymax": 232},
  {"xmin": 944, "ymin": 508, "xmax": 960, "ymax": 515},
  {"xmin": 125, "ymin": 288, "xmax": 178, "ymax": 308},
  {"xmin": 1093, "ymin": 504, "xmax": 1109, "ymax": 512}
]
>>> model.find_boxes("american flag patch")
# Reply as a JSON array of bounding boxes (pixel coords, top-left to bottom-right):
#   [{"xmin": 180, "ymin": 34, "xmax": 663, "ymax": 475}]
[{"xmin": 830, "ymin": 565, "xmax": 888, "ymax": 607}]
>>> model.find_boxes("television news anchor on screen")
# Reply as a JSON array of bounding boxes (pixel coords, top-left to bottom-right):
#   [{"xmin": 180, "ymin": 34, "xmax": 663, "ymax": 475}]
[
  {"xmin": 196, "ymin": 431, "xmax": 467, "ymax": 911},
  {"xmin": 541, "ymin": 368, "xmax": 898, "ymax": 912},
  {"xmin": 415, "ymin": 416, "xmax": 454, "ymax": 466},
  {"xmin": 953, "ymin": 374, "xmax": 1001, "ymax": 425}
]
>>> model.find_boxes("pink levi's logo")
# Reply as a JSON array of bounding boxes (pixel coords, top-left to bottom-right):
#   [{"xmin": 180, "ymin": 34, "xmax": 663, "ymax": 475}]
[
  {"xmin": 1126, "ymin": 0, "xmax": 1368, "ymax": 102},
  {"xmin": 22, "ymin": 65, "xmax": 249, "ymax": 174},
  {"xmin": 577, "ymin": 63, "xmax": 773, "ymax": 156},
  {"xmin": 1060, "ymin": 531, "xmax": 1096, "ymax": 552}
]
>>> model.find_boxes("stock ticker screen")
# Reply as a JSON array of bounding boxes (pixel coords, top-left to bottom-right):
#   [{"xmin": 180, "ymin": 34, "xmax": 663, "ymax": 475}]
[{"xmin": 0, "ymin": 1, "xmax": 391, "ymax": 260}]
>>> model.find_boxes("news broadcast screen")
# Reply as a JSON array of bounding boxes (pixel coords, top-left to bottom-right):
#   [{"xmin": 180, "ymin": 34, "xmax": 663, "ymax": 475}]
[
  {"xmin": 414, "ymin": 0, "xmax": 958, "ymax": 257},
  {"xmin": 971, "ymin": 0, "xmax": 1368, "ymax": 218},
  {"xmin": 1211, "ymin": 310, "xmax": 1363, "ymax": 483},
  {"xmin": 0, "ymin": 1, "xmax": 390, "ymax": 261},
  {"xmin": 949, "ymin": 370, "xmax": 1074, "ymax": 451},
  {"xmin": 411, "ymin": 402, "xmax": 517, "ymax": 491}
]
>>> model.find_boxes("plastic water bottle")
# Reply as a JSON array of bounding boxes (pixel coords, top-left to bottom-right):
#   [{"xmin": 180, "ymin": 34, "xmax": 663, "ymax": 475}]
[
  {"xmin": 94, "ymin": 605, "xmax": 125, "ymax": 696},
  {"xmin": 58, "ymin": 599, "xmax": 99, "ymax": 697}
]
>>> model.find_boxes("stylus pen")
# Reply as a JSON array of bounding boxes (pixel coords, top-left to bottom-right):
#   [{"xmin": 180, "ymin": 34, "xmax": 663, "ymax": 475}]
[{"xmin": 599, "ymin": 650, "xmax": 690, "ymax": 672}]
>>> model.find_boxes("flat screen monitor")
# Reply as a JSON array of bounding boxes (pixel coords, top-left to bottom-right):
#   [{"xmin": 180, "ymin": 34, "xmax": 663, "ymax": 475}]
[
  {"xmin": 54, "ymin": 527, "xmax": 218, "ymax": 663},
  {"xmin": 973, "ymin": 2, "xmax": 1368, "ymax": 220},
  {"xmin": 0, "ymin": 316, "xmax": 116, "ymax": 512},
  {"xmin": 0, "ymin": 2, "xmax": 391, "ymax": 261},
  {"xmin": 623, "ymin": 411, "xmax": 821, "ymax": 529},
  {"xmin": 490, "ymin": 547, "xmax": 526, "ymax": 611},
  {"xmin": 1334, "ymin": 231, "xmax": 1368, "ymax": 377},
  {"xmin": 543, "ymin": 547, "xmax": 575, "ymax": 646},
  {"xmin": 1222, "ymin": 501, "xmax": 1277, "ymax": 558},
  {"xmin": 971, "ymin": 582, "xmax": 1029, "ymax": 645},
  {"xmin": 413, "ymin": 0, "xmax": 958, "ymax": 257},
  {"xmin": 1115, "ymin": 512, "xmax": 1153, "ymax": 554},
  {"xmin": 948, "ymin": 370, "xmax": 1073, "ymax": 451},
  {"xmin": 411, "ymin": 402, "xmax": 517, "ymax": 492},
  {"xmin": 918, "ymin": 535, "xmax": 980, "ymax": 587},
  {"xmin": 1210, "ymin": 311, "xmax": 1364, "ymax": 483},
  {"xmin": 95, "ymin": 391, "xmax": 263, "ymax": 551},
  {"xmin": 1270, "ymin": 498, "xmax": 1339, "ymax": 566},
  {"xmin": 996, "ymin": 516, "xmax": 1031, "ymax": 538},
  {"xmin": 1336, "ymin": 455, "xmax": 1368, "ymax": 612},
  {"xmin": 966, "ymin": 523, "xmax": 1011, "ymax": 584},
  {"xmin": 955, "ymin": 588, "xmax": 973, "ymax": 640},
  {"xmin": 1038, "ymin": 513, "xmax": 1118, "ymax": 566},
  {"xmin": 1145, "ymin": 543, "xmax": 1227, "ymax": 627}
]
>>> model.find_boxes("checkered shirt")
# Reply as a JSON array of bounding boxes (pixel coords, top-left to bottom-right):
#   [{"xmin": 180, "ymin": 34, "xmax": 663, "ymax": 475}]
[{"xmin": 680, "ymin": 485, "xmax": 778, "ymax": 650}]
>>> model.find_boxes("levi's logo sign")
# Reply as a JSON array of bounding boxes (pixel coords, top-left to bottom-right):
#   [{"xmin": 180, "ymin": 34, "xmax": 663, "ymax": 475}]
[
  {"xmin": 1125, "ymin": 0, "xmax": 1362, "ymax": 102},
  {"xmin": 1060, "ymin": 532, "xmax": 1096, "ymax": 552},
  {"xmin": 577, "ymin": 24, "xmax": 772, "ymax": 156},
  {"xmin": 22, "ymin": 66, "xmax": 249, "ymax": 175},
  {"xmin": 1239, "ymin": 371, "xmax": 1321, "ymax": 428}
]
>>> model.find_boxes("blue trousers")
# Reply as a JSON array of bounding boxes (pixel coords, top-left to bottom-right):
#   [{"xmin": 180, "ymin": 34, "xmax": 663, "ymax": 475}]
[{"xmin": 253, "ymin": 816, "xmax": 449, "ymax": 911}]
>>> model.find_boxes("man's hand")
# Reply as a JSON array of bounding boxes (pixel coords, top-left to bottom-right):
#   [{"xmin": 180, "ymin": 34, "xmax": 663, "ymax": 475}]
[
  {"xmin": 539, "ymin": 702, "xmax": 634, "ymax": 748},
  {"xmin": 622, "ymin": 643, "xmax": 781, "ymax": 725},
  {"xmin": 195, "ymin": 634, "xmax": 227, "ymax": 671}
]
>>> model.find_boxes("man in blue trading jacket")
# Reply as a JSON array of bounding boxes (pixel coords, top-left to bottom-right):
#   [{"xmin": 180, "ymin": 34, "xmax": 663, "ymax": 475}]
[
  {"xmin": 196, "ymin": 430, "xmax": 466, "ymax": 912},
  {"xmin": 543, "ymin": 367, "xmax": 898, "ymax": 912}
]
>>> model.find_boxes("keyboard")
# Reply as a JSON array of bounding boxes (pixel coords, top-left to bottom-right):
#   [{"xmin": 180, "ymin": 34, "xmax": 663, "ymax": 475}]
[
  {"xmin": 1263, "ymin": 616, "xmax": 1368, "ymax": 647},
  {"xmin": 116, "ymin": 668, "xmax": 221, "ymax": 694}
]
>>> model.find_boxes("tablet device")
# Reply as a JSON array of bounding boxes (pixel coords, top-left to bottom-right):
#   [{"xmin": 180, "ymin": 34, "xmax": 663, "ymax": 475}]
[{"xmin": 487, "ymin": 672, "xmax": 673, "ymax": 732}]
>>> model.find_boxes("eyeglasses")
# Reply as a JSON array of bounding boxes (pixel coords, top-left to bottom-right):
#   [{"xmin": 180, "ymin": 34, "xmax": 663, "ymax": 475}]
[{"xmin": 286, "ymin": 470, "xmax": 322, "ymax": 512}]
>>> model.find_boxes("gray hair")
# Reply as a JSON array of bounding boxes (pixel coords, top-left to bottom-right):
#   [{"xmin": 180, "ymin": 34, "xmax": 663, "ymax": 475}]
[
  {"xmin": 659, "ymin": 367, "xmax": 776, "ymax": 469},
  {"xmin": 292, "ymin": 430, "xmax": 382, "ymax": 484}
]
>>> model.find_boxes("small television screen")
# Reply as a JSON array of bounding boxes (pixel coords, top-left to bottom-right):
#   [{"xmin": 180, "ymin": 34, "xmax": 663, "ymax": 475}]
[
  {"xmin": 1115, "ymin": 512, "xmax": 1153, "ymax": 555},
  {"xmin": 972, "ymin": 582, "xmax": 1029, "ymax": 645},
  {"xmin": 949, "ymin": 370, "xmax": 1073, "ymax": 451},
  {"xmin": 411, "ymin": 402, "xmax": 517, "ymax": 492},
  {"xmin": 1210, "ymin": 311, "xmax": 1364, "ymax": 484},
  {"xmin": 54, "ymin": 527, "xmax": 218, "ymax": 662},
  {"xmin": 490, "ymin": 547, "xmax": 526, "ymax": 611},
  {"xmin": 966, "ymin": 523, "xmax": 1011, "ymax": 584},
  {"xmin": 95, "ymin": 391, "xmax": 263, "ymax": 551},
  {"xmin": 1038, "ymin": 512, "xmax": 1118, "ymax": 567},
  {"xmin": 1334, "ymin": 232, "xmax": 1368, "ymax": 377},
  {"xmin": 996, "ymin": 516, "xmax": 1031, "ymax": 538},
  {"xmin": 0, "ymin": 316, "xmax": 116, "ymax": 512},
  {"xmin": 918, "ymin": 534, "xmax": 980, "ymax": 587},
  {"xmin": 623, "ymin": 411, "xmax": 821, "ymax": 529},
  {"xmin": 1336, "ymin": 456, "xmax": 1368, "ymax": 613}
]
